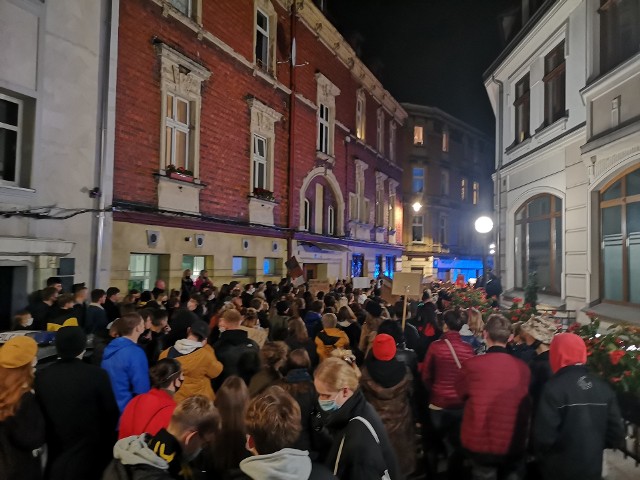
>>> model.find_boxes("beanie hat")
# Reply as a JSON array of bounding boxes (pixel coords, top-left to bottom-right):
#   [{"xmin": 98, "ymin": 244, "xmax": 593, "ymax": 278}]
[
  {"xmin": 55, "ymin": 326, "xmax": 87, "ymax": 359},
  {"xmin": 276, "ymin": 300, "xmax": 289, "ymax": 315},
  {"xmin": 372, "ymin": 334, "xmax": 396, "ymax": 361},
  {"xmin": 189, "ymin": 320, "xmax": 210, "ymax": 341},
  {"xmin": 550, "ymin": 333, "xmax": 587, "ymax": 373},
  {"xmin": 365, "ymin": 301, "xmax": 383, "ymax": 318},
  {"xmin": 521, "ymin": 315, "xmax": 557, "ymax": 345},
  {"xmin": 0, "ymin": 336, "xmax": 38, "ymax": 368}
]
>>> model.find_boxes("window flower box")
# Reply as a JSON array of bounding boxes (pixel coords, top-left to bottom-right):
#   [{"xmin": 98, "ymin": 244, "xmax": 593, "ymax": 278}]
[
  {"xmin": 165, "ymin": 164, "xmax": 194, "ymax": 182},
  {"xmin": 252, "ymin": 187, "xmax": 276, "ymax": 202}
]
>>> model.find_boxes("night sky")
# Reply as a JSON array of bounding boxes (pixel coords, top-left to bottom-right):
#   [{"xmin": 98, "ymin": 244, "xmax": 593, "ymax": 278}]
[{"xmin": 328, "ymin": 0, "xmax": 516, "ymax": 136}]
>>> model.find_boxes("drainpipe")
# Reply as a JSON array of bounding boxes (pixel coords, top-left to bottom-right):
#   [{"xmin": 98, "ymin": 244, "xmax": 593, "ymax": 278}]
[
  {"xmin": 490, "ymin": 75, "xmax": 504, "ymax": 276},
  {"xmin": 93, "ymin": 0, "xmax": 117, "ymax": 288},
  {"xmin": 286, "ymin": 3, "xmax": 298, "ymax": 262}
]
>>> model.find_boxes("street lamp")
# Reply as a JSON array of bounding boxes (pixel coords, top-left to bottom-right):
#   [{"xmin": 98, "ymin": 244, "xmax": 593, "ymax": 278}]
[
  {"xmin": 412, "ymin": 201, "xmax": 422, "ymax": 212},
  {"xmin": 475, "ymin": 215, "xmax": 494, "ymax": 282}
]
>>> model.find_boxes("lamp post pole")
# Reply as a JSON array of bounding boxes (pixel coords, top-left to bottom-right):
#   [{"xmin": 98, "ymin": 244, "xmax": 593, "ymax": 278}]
[{"xmin": 475, "ymin": 216, "xmax": 494, "ymax": 283}]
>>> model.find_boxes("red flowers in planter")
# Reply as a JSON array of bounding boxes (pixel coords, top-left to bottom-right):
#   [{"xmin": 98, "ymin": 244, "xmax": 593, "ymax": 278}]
[{"xmin": 609, "ymin": 350, "xmax": 626, "ymax": 366}]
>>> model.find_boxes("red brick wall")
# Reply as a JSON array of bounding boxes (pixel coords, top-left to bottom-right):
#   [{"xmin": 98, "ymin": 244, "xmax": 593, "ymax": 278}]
[{"xmin": 115, "ymin": 0, "xmax": 403, "ymax": 241}]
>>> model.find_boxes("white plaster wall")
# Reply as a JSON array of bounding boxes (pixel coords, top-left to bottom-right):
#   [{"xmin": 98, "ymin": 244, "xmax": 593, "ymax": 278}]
[{"xmin": 0, "ymin": 0, "xmax": 106, "ymax": 289}]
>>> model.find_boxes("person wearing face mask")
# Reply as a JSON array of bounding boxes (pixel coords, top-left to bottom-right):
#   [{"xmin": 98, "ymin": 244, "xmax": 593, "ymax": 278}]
[
  {"xmin": 119, "ymin": 359, "xmax": 183, "ymax": 439},
  {"xmin": 103, "ymin": 395, "xmax": 220, "ymax": 480},
  {"xmin": 0, "ymin": 336, "xmax": 45, "ymax": 480},
  {"xmin": 35, "ymin": 326, "xmax": 119, "ymax": 480},
  {"xmin": 11, "ymin": 310, "xmax": 35, "ymax": 330},
  {"xmin": 241, "ymin": 283, "xmax": 256, "ymax": 308},
  {"xmin": 313, "ymin": 354, "xmax": 399, "ymax": 480},
  {"xmin": 158, "ymin": 321, "xmax": 222, "ymax": 403}
]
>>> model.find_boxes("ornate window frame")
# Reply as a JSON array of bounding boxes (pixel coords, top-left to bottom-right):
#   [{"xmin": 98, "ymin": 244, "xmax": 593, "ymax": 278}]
[
  {"xmin": 247, "ymin": 97, "xmax": 282, "ymax": 193},
  {"xmin": 253, "ymin": 0, "xmax": 277, "ymax": 75},
  {"xmin": 316, "ymin": 73, "xmax": 341, "ymax": 157}
]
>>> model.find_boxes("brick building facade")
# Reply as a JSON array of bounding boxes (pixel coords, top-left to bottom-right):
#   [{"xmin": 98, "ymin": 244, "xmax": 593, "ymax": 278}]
[{"xmin": 110, "ymin": 0, "xmax": 406, "ymax": 291}]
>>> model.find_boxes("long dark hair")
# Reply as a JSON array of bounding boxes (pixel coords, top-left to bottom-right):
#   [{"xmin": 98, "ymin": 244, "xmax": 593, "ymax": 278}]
[{"xmin": 207, "ymin": 376, "xmax": 250, "ymax": 472}]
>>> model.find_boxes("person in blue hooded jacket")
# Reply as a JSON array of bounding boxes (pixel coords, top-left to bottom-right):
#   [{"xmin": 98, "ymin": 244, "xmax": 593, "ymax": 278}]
[{"xmin": 101, "ymin": 312, "xmax": 150, "ymax": 412}]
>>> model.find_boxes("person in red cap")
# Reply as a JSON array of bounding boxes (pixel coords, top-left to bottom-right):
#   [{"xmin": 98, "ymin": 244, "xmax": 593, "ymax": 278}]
[
  {"xmin": 361, "ymin": 333, "xmax": 415, "ymax": 476},
  {"xmin": 533, "ymin": 333, "xmax": 625, "ymax": 480}
]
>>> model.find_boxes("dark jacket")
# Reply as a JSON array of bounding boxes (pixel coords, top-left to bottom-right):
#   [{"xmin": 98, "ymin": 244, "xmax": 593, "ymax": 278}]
[
  {"xmin": 361, "ymin": 360, "xmax": 415, "ymax": 476},
  {"xmin": 528, "ymin": 350, "xmax": 553, "ymax": 414},
  {"xmin": 101, "ymin": 337, "xmax": 151, "ymax": 412},
  {"xmin": 276, "ymin": 369, "xmax": 317, "ymax": 455},
  {"xmin": 212, "ymin": 329, "xmax": 260, "ymax": 390},
  {"xmin": 85, "ymin": 304, "xmax": 109, "ymax": 334},
  {"xmin": 180, "ymin": 277, "xmax": 194, "ymax": 304},
  {"xmin": 420, "ymin": 331, "xmax": 474, "ymax": 409},
  {"xmin": 455, "ymin": 346, "xmax": 531, "ymax": 459},
  {"xmin": 533, "ymin": 365, "xmax": 625, "ymax": 480},
  {"xmin": 303, "ymin": 311, "xmax": 323, "ymax": 339},
  {"xmin": 323, "ymin": 389, "xmax": 400, "ymax": 480},
  {"xmin": 0, "ymin": 392, "xmax": 45, "ymax": 480},
  {"xmin": 104, "ymin": 299, "xmax": 120, "ymax": 323},
  {"xmin": 285, "ymin": 336, "xmax": 319, "ymax": 369},
  {"xmin": 35, "ymin": 358, "xmax": 119, "ymax": 480},
  {"xmin": 29, "ymin": 301, "xmax": 52, "ymax": 330}
]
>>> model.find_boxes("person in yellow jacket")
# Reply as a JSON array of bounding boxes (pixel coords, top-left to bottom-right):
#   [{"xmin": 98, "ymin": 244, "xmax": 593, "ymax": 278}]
[
  {"xmin": 315, "ymin": 313, "xmax": 350, "ymax": 361},
  {"xmin": 158, "ymin": 320, "xmax": 222, "ymax": 402}
]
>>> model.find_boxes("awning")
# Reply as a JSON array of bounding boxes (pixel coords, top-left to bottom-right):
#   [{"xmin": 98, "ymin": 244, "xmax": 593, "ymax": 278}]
[{"xmin": 299, "ymin": 241, "xmax": 350, "ymax": 253}]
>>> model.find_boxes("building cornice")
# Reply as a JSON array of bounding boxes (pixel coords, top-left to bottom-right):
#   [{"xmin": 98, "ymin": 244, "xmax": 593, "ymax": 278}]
[
  {"xmin": 402, "ymin": 103, "xmax": 493, "ymax": 141},
  {"xmin": 279, "ymin": 0, "xmax": 407, "ymax": 125}
]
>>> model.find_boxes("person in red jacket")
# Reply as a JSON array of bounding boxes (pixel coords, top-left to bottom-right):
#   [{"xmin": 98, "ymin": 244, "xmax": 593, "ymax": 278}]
[
  {"xmin": 118, "ymin": 358, "xmax": 183, "ymax": 439},
  {"xmin": 456, "ymin": 314, "xmax": 531, "ymax": 480},
  {"xmin": 420, "ymin": 308, "xmax": 474, "ymax": 477}
]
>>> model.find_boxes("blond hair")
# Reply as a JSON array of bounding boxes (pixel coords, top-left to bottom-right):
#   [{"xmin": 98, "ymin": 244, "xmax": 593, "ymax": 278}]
[
  {"xmin": 314, "ymin": 354, "xmax": 361, "ymax": 391},
  {"xmin": 321, "ymin": 313, "xmax": 337, "ymax": 329},
  {"xmin": 467, "ymin": 308, "xmax": 485, "ymax": 336}
]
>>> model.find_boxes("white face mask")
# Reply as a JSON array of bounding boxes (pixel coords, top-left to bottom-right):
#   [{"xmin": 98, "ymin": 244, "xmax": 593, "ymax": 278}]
[
  {"xmin": 24, "ymin": 317, "xmax": 33, "ymax": 327},
  {"xmin": 248, "ymin": 288, "xmax": 255, "ymax": 295},
  {"xmin": 218, "ymin": 326, "xmax": 226, "ymax": 333}
]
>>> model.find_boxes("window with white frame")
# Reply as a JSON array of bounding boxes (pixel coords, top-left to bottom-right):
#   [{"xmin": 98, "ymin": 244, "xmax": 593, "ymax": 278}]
[
  {"xmin": 413, "ymin": 125, "xmax": 424, "ymax": 145},
  {"xmin": 318, "ymin": 103, "xmax": 330, "ymax": 154},
  {"xmin": 254, "ymin": 1, "xmax": 276, "ymax": 74},
  {"xmin": 352, "ymin": 159, "xmax": 369, "ymax": 223},
  {"xmin": 412, "ymin": 167, "xmax": 425, "ymax": 193},
  {"xmin": 248, "ymin": 98, "xmax": 282, "ymax": 194},
  {"xmin": 165, "ymin": 93, "xmax": 190, "ymax": 171},
  {"xmin": 356, "ymin": 90, "xmax": 366, "ymax": 140},
  {"xmin": 170, "ymin": 0, "xmax": 193, "ymax": 18},
  {"xmin": 0, "ymin": 94, "xmax": 22, "ymax": 184},
  {"xmin": 440, "ymin": 170, "xmax": 450, "ymax": 196},
  {"xmin": 376, "ymin": 109, "xmax": 385, "ymax": 154},
  {"xmin": 128, "ymin": 254, "xmax": 159, "ymax": 291},
  {"xmin": 157, "ymin": 43, "xmax": 210, "ymax": 178},
  {"xmin": 439, "ymin": 214, "xmax": 448, "ymax": 245},
  {"xmin": 472, "ymin": 181, "xmax": 479, "ymax": 205},
  {"xmin": 316, "ymin": 73, "xmax": 340, "ymax": 156},
  {"xmin": 375, "ymin": 171, "xmax": 387, "ymax": 227},
  {"xmin": 543, "ymin": 41, "xmax": 566, "ymax": 126},
  {"xmin": 442, "ymin": 128, "xmax": 449, "ymax": 152},
  {"xmin": 389, "ymin": 121, "xmax": 396, "ymax": 162},
  {"xmin": 328, "ymin": 205, "xmax": 335, "ymax": 235},
  {"xmin": 252, "ymin": 134, "xmax": 267, "ymax": 190},
  {"xmin": 303, "ymin": 198, "xmax": 311, "ymax": 231},
  {"xmin": 599, "ymin": 0, "xmax": 640, "ymax": 74},
  {"xmin": 388, "ymin": 191, "xmax": 396, "ymax": 231},
  {"xmin": 461, "ymin": 178, "xmax": 467, "ymax": 201},
  {"xmin": 412, "ymin": 215, "xmax": 424, "ymax": 242},
  {"xmin": 255, "ymin": 9, "xmax": 270, "ymax": 70}
]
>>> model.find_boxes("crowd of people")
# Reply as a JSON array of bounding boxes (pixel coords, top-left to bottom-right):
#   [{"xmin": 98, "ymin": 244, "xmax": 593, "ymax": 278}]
[{"xmin": 0, "ymin": 271, "xmax": 627, "ymax": 480}]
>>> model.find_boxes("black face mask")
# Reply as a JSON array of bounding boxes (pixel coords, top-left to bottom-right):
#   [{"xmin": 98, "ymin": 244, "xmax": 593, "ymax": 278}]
[{"xmin": 174, "ymin": 377, "xmax": 184, "ymax": 393}]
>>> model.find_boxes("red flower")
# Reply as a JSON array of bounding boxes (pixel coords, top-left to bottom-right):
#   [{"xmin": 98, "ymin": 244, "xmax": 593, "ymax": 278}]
[
  {"xmin": 624, "ymin": 370, "xmax": 632, "ymax": 377},
  {"xmin": 586, "ymin": 311, "xmax": 597, "ymax": 318},
  {"xmin": 512, "ymin": 297, "xmax": 523, "ymax": 303},
  {"xmin": 611, "ymin": 376, "xmax": 622, "ymax": 383},
  {"xmin": 609, "ymin": 350, "xmax": 625, "ymax": 366}
]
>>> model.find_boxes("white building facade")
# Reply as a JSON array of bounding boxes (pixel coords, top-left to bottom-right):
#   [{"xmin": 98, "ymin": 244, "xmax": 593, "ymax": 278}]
[
  {"xmin": 0, "ymin": 0, "xmax": 117, "ymax": 327},
  {"xmin": 485, "ymin": 0, "xmax": 640, "ymax": 322}
]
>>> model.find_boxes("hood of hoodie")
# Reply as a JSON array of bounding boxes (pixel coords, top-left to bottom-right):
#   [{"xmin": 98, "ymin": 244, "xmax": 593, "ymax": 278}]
[
  {"xmin": 113, "ymin": 434, "xmax": 169, "ymax": 470},
  {"xmin": 173, "ymin": 338, "xmax": 203, "ymax": 355},
  {"xmin": 459, "ymin": 324, "xmax": 473, "ymax": 336},
  {"xmin": 550, "ymin": 333, "xmax": 587, "ymax": 373},
  {"xmin": 103, "ymin": 337, "xmax": 139, "ymax": 361},
  {"xmin": 240, "ymin": 448, "xmax": 312, "ymax": 480}
]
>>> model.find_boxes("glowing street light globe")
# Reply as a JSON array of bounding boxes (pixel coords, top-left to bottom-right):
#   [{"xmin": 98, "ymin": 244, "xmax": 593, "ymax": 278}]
[
  {"xmin": 489, "ymin": 249, "xmax": 496, "ymax": 255},
  {"xmin": 412, "ymin": 202, "xmax": 422, "ymax": 212},
  {"xmin": 475, "ymin": 216, "xmax": 494, "ymax": 234},
  {"xmin": 489, "ymin": 243, "xmax": 496, "ymax": 249}
]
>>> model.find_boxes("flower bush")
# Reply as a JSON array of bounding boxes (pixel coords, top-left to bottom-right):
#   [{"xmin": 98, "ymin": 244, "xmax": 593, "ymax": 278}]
[
  {"xmin": 574, "ymin": 317, "xmax": 640, "ymax": 396},
  {"xmin": 252, "ymin": 187, "xmax": 275, "ymax": 201},
  {"xmin": 165, "ymin": 164, "xmax": 194, "ymax": 177}
]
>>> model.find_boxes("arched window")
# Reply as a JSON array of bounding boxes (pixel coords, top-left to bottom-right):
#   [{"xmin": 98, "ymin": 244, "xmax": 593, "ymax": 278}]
[
  {"xmin": 514, "ymin": 194, "xmax": 562, "ymax": 294},
  {"xmin": 303, "ymin": 199, "xmax": 311, "ymax": 231},
  {"xmin": 600, "ymin": 165, "xmax": 640, "ymax": 304}
]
